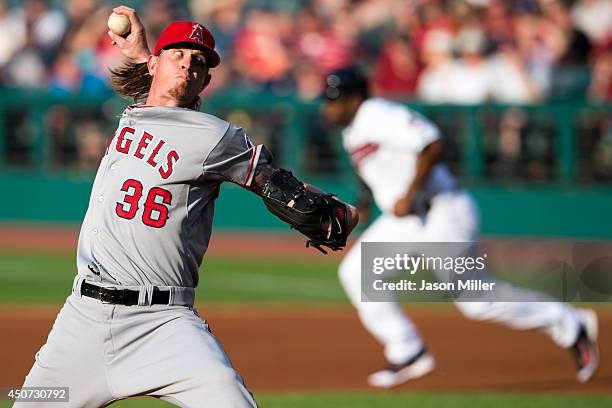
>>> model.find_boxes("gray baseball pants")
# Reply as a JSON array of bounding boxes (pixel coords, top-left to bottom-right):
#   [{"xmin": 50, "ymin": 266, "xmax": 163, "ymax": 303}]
[{"xmin": 13, "ymin": 287, "xmax": 256, "ymax": 407}]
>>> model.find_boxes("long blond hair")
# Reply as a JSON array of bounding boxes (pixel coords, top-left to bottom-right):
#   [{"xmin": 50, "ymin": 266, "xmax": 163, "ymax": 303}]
[{"xmin": 109, "ymin": 61, "xmax": 201, "ymax": 111}]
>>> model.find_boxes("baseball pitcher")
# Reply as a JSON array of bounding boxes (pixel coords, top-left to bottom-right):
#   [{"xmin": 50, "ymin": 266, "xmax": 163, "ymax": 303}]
[{"xmin": 13, "ymin": 7, "xmax": 357, "ymax": 408}]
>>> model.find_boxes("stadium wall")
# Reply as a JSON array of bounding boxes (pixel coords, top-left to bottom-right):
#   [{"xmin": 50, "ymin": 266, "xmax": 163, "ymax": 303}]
[{"xmin": 2, "ymin": 173, "xmax": 611, "ymax": 238}]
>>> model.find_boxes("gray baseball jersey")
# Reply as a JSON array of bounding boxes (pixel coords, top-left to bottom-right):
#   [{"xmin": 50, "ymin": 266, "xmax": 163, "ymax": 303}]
[
  {"xmin": 17, "ymin": 104, "xmax": 265, "ymax": 407},
  {"xmin": 77, "ymin": 104, "xmax": 271, "ymax": 288}
]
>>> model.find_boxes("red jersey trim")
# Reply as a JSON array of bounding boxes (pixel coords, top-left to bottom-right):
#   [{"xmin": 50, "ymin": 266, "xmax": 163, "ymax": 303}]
[
  {"xmin": 350, "ymin": 142, "xmax": 380, "ymax": 166},
  {"xmin": 244, "ymin": 145, "xmax": 262, "ymax": 187}
]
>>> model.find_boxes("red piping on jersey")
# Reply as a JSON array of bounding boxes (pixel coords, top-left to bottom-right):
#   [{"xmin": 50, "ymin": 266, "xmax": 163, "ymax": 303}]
[
  {"xmin": 350, "ymin": 142, "xmax": 380, "ymax": 166},
  {"xmin": 126, "ymin": 105, "xmax": 153, "ymax": 111},
  {"xmin": 243, "ymin": 145, "xmax": 260, "ymax": 187}
]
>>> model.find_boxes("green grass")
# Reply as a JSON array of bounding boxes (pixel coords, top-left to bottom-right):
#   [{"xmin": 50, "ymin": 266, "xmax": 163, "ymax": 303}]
[
  {"xmin": 1, "ymin": 391, "xmax": 611, "ymax": 408},
  {"xmin": 0, "ymin": 249, "xmax": 346, "ymax": 304},
  {"xmin": 255, "ymin": 392, "xmax": 612, "ymax": 408},
  {"xmin": 1, "ymin": 249, "xmax": 610, "ymax": 305},
  {"xmin": 0, "ymin": 250, "xmax": 77, "ymax": 303}
]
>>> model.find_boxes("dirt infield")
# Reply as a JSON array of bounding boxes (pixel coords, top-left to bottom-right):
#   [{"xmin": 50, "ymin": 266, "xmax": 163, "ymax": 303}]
[
  {"xmin": 0, "ymin": 225, "xmax": 341, "ymax": 259},
  {"xmin": 1, "ymin": 306, "xmax": 610, "ymax": 394},
  {"xmin": 3, "ymin": 224, "xmax": 608, "ymax": 262}
]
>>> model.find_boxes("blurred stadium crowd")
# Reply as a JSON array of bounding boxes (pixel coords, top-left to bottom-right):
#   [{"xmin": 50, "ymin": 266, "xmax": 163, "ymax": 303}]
[
  {"xmin": 0, "ymin": 0, "xmax": 610, "ymax": 103},
  {"xmin": 0, "ymin": 0, "xmax": 610, "ymax": 181}
]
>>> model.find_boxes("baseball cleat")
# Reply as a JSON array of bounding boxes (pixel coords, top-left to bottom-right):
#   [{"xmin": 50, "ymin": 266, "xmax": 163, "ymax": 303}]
[
  {"xmin": 572, "ymin": 308, "xmax": 599, "ymax": 383},
  {"xmin": 367, "ymin": 348, "xmax": 435, "ymax": 389}
]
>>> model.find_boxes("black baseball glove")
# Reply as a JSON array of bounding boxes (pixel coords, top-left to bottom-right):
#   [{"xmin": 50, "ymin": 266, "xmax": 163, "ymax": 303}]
[{"xmin": 261, "ymin": 169, "xmax": 348, "ymax": 254}]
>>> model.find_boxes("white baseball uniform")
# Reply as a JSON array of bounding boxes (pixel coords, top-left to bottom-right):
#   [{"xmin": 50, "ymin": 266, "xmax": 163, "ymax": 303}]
[
  {"xmin": 15, "ymin": 105, "xmax": 269, "ymax": 407},
  {"xmin": 338, "ymin": 98, "xmax": 583, "ymax": 364}
]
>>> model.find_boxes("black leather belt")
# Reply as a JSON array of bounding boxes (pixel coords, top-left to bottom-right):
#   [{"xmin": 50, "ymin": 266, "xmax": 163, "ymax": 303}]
[{"xmin": 80, "ymin": 281, "xmax": 170, "ymax": 306}]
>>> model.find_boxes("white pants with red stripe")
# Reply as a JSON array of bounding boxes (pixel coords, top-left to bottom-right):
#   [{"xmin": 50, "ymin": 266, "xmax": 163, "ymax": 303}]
[{"xmin": 339, "ymin": 190, "xmax": 582, "ymax": 364}]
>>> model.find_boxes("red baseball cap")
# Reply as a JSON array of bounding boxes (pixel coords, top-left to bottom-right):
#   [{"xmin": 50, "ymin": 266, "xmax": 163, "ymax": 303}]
[{"xmin": 153, "ymin": 21, "xmax": 221, "ymax": 67}]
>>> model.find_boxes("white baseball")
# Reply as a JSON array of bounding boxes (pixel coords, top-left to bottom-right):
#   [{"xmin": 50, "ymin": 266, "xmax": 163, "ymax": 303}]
[{"xmin": 108, "ymin": 12, "xmax": 131, "ymax": 36}]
